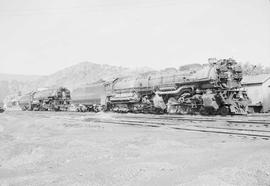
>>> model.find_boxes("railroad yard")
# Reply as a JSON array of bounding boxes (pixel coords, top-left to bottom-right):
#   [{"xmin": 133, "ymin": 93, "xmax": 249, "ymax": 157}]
[{"xmin": 0, "ymin": 111, "xmax": 269, "ymax": 185}]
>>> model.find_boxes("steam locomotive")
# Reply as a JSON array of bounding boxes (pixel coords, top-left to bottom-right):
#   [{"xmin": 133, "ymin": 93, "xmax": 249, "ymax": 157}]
[
  {"xmin": 18, "ymin": 87, "xmax": 71, "ymax": 111},
  {"xmin": 72, "ymin": 58, "xmax": 250, "ymax": 115}
]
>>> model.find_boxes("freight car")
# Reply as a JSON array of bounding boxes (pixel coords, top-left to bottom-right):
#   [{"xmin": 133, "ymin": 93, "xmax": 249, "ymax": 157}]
[
  {"xmin": 72, "ymin": 58, "xmax": 250, "ymax": 115},
  {"xmin": 18, "ymin": 87, "xmax": 71, "ymax": 111}
]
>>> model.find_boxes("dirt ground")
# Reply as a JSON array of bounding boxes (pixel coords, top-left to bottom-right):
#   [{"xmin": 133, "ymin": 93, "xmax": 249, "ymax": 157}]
[{"xmin": 0, "ymin": 111, "xmax": 270, "ymax": 186}]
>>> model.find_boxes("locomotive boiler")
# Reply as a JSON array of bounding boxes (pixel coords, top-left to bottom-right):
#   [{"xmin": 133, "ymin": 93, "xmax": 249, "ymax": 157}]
[
  {"xmin": 18, "ymin": 87, "xmax": 71, "ymax": 111},
  {"xmin": 106, "ymin": 58, "xmax": 249, "ymax": 115}
]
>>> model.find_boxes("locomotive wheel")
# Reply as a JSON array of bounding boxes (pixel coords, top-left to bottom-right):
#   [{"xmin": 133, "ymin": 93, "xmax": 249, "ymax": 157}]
[
  {"xmin": 154, "ymin": 108, "xmax": 165, "ymax": 114},
  {"xmin": 200, "ymin": 107, "xmax": 216, "ymax": 115},
  {"xmin": 167, "ymin": 97, "xmax": 179, "ymax": 114},
  {"xmin": 177, "ymin": 92, "xmax": 192, "ymax": 115},
  {"xmin": 178, "ymin": 104, "xmax": 190, "ymax": 115},
  {"xmin": 219, "ymin": 106, "xmax": 229, "ymax": 116},
  {"xmin": 199, "ymin": 108, "xmax": 208, "ymax": 115},
  {"xmin": 207, "ymin": 107, "xmax": 216, "ymax": 115}
]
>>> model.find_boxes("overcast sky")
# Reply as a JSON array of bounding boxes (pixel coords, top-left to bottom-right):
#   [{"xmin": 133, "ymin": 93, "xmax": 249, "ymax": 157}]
[{"xmin": 0, "ymin": 0, "xmax": 269, "ymax": 75}]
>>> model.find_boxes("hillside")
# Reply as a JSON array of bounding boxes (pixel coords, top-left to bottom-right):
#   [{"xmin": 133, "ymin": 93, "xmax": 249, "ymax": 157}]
[{"xmin": 37, "ymin": 62, "xmax": 151, "ymax": 90}]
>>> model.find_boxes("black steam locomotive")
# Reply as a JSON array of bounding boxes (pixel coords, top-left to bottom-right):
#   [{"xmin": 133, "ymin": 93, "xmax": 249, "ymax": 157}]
[
  {"xmin": 72, "ymin": 58, "xmax": 250, "ymax": 115},
  {"xmin": 18, "ymin": 87, "xmax": 71, "ymax": 111}
]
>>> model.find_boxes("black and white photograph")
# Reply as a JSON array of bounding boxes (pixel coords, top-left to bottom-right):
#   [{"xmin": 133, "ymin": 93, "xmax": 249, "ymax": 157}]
[{"xmin": 0, "ymin": 0, "xmax": 270, "ymax": 185}]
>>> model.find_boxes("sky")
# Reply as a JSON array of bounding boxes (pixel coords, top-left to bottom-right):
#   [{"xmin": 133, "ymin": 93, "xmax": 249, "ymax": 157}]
[{"xmin": 0, "ymin": 0, "xmax": 269, "ymax": 75}]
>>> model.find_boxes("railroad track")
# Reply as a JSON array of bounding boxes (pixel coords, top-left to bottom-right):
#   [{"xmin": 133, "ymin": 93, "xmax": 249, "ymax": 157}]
[
  {"xmin": 112, "ymin": 113, "xmax": 270, "ymax": 126},
  {"xmin": 87, "ymin": 117, "xmax": 270, "ymax": 140},
  {"xmin": 34, "ymin": 111, "xmax": 270, "ymax": 139},
  {"xmin": 10, "ymin": 110, "xmax": 270, "ymax": 125},
  {"xmin": 5, "ymin": 111, "xmax": 270, "ymax": 139}
]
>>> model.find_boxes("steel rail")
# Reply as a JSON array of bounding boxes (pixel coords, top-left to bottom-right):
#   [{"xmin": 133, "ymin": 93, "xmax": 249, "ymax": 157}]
[
  {"xmin": 113, "ymin": 114, "xmax": 270, "ymax": 125},
  {"xmin": 91, "ymin": 118, "xmax": 270, "ymax": 139}
]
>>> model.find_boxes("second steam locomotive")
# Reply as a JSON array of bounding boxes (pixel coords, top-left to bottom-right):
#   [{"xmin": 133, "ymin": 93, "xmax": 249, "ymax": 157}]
[
  {"xmin": 71, "ymin": 58, "xmax": 250, "ymax": 115},
  {"xmin": 18, "ymin": 87, "xmax": 71, "ymax": 111}
]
